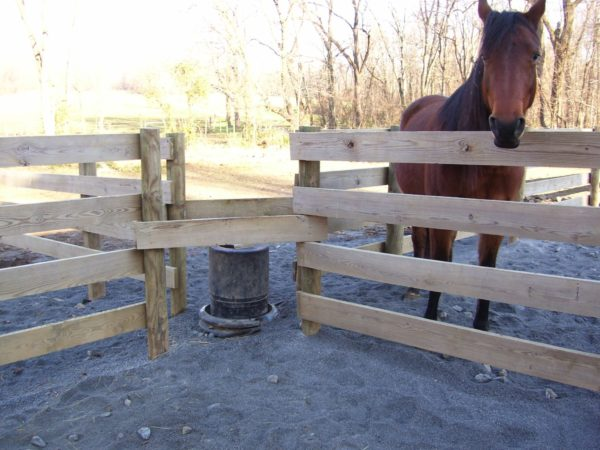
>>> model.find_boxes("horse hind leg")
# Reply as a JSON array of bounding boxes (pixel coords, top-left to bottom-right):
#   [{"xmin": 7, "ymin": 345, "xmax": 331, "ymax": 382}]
[
  {"xmin": 473, "ymin": 234, "xmax": 504, "ymax": 331},
  {"xmin": 424, "ymin": 229, "xmax": 456, "ymax": 320},
  {"xmin": 402, "ymin": 226, "xmax": 428, "ymax": 300}
]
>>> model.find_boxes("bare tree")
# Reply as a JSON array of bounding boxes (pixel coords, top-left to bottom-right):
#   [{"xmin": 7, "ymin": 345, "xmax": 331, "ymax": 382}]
[
  {"xmin": 209, "ymin": 2, "xmax": 256, "ymax": 142},
  {"xmin": 375, "ymin": 5, "xmax": 408, "ymax": 110},
  {"xmin": 310, "ymin": 0, "xmax": 338, "ymax": 128},
  {"xmin": 15, "ymin": 0, "xmax": 54, "ymax": 135},
  {"xmin": 449, "ymin": 1, "xmax": 479, "ymax": 84},
  {"xmin": 543, "ymin": 0, "xmax": 585, "ymax": 127},
  {"xmin": 327, "ymin": 0, "xmax": 372, "ymax": 128},
  {"xmin": 260, "ymin": 0, "xmax": 304, "ymax": 130},
  {"xmin": 415, "ymin": 0, "xmax": 459, "ymax": 97},
  {"xmin": 583, "ymin": 1, "xmax": 600, "ymax": 127}
]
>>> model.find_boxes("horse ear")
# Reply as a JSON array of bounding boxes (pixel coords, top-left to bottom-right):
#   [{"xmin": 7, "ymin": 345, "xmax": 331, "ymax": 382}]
[
  {"xmin": 478, "ymin": 0, "xmax": 492, "ymax": 22},
  {"xmin": 525, "ymin": 0, "xmax": 545, "ymax": 26}
]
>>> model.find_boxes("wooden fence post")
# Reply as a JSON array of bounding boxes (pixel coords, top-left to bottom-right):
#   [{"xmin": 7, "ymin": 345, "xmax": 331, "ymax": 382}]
[
  {"xmin": 166, "ymin": 132, "xmax": 187, "ymax": 315},
  {"xmin": 386, "ymin": 125, "xmax": 403, "ymax": 255},
  {"xmin": 79, "ymin": 162, "xmax": 106, "ymax": 300},
  {"xmin": 591, "ymin": 127, "xmax": 599, "ymax": 207},
  {"xmin": 508, "ymin": 175, "xmax": 526, "ymax": 244},
  {"xmin": 297, "ymin": 126, "xmax": 322, "ymax": 336},
  {"xmin": 591, "ymin": 169, "xmax": 599, "ymax": 207},
  {"xmin": 140, "ymin": 128, "xmax": 168, "ymax": 359}
]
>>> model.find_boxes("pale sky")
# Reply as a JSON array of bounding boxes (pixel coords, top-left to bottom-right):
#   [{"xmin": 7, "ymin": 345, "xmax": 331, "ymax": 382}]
[{"xmin": 1, "ymin": 0, "xmax": 202, "ymax": 84}]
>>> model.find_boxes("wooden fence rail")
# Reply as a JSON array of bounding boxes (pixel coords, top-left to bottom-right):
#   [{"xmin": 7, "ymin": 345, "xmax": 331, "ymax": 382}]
[
  {"xmin": 290, "ymin": 130, "xmax": 600, "ymax": 167},
  {"xmin": 0, "ymin": 172, "xmax": 173, "ymax": 203},
  {"xmin": 0, "ymin": 249, "xmax": 144, "ymax": 301},
  {"xmin": 0, "ymin": 234, "xmax": 177, "ymax": 287},
  {"xmin": 315, "ymin": 165, "xmax": 594, "ymax": 199},
  {"xmin": 0, "ymin": 134, "xmax": 172, "ymax": 167},
  {"xmin": 0, "ymin": 302, "xmax": 147, "ymax": 366},
  {"xmin": 310, "ymin": 164, "xmax": 595, "ymax": 237},
  {"xmin": 134, "ymin": 215, "xmax": 327, "ymax": 249},
  {"xmin": 0, "ymin": 194, "xmax": 141, "ymax": 237},
  {"xmin": 293, "ymin": 187, "xmax": 600, "ymax": 245},
  {"xmin": 185, "ymin": 197, "xmax": 293, "ymax": 219}
]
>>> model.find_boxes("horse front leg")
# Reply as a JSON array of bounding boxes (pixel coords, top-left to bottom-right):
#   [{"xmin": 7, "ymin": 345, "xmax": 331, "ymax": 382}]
[
  {"xmin": 403, "ymin": 226, "xmax": 428, "ymax": 299},
  {"xmin": 473, "ymin": 234, "xmax": 504, "ymax": 331},
  {"xmin": 424, "ymin": 228, "xmax": 456, "ymax": 320}
]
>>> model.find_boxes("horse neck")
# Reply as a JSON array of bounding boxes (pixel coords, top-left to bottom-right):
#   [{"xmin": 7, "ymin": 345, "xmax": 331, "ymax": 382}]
[{"xmin": 438, "ymin": 60, "xmax": 490, "ymax": 132}]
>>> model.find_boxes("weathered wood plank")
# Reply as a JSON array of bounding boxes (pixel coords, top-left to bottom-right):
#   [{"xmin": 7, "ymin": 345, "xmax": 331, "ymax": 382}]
[
  {"xmin": 140, "ymin": 128, "xmax": 168, "ymax": 360},
  {"xmin": 308, "ymin": 167, "xmax": 388, "ymax": 232},
  {"xmin": 0, "ymin": 233, "xmax": 95, "ymax": 259},
  {"xmin": 526, "ymin": 167, "xmax": 590, "ymax": 180},
  {"xmin": 0, "ymin": 234, "xmax": 177, "ymax": 288},
  {"xmin": 319, "ymin": 167, "xmax": 388, "ymax": 190},
  {"xmin": 293, "ymin": 187, "xmax": 600, "ymax": 245},
  {"xmin": 79, "ymin": 222, "xmax": 136, "ymax": 240},
  {"xmin": 296, "ymin": 157, "xmax": 322, "ymax": 336},
  {"xmin": 0, "ymin": 249, "xmax": 144, "ymax": 301},
  {"xmin": 0, "ymin": 172, "xmax": 172, "ymax": 203},
  {"xmin": 297, "ymin": 242, "xmax": 600, "ymax": 318},
  {"xmin": 0, "ymin": 302, "xmax": 146, "ymax": 366},
  {"xmin": 355, "ymin": 231, "xmax": 476, "ymax": 254},
  {"xmin": 134, "ymin": 215, "xmax": 328, "ymax": 250},
  {"xmin": 185, "ymin": 197, "xmax": 293, "ymax": 220},
  {"xmin": 166, "ymin": 132, "xmax": 187, "ymax": 315},
  {"xmin": 591, "ymin": 168, "xmax": 599, "ymax": 207},
  {"xmin": 525, "ymin": 173, "xmax": 589, "ymax": 196},
  {"xmin": 559, "ymin": 195, "xmax": 589, "ymax": 206},
  {"xmin": 385, "ymin": 161, "xmax": 403, "ymax": 255},
  {"xmin": 290, "ymin": 130, "xmax": 600, "ymax": 167},
  {"xmin": 79, "ymin": 162, "xmax": 106, "ymax": 300},
  {"xmin": 297, "ymin": 293, "xmax": 600, "ymax": 392},
  {"xmin": 0, "ymin": 134, "xmax": 171, "ymax": 167},
  {"xmin": 0, "ymin": 194, "xmax": 141, "ymax": 237}
]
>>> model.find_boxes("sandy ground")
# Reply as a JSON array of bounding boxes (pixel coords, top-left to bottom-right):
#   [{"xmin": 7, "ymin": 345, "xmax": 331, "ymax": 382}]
[{"xmin": 0, "ymin": 145, "xmax": 599, "ymax": 449}]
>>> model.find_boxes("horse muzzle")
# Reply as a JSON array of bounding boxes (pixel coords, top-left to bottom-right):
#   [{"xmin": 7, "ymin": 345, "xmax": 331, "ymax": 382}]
[{"xmin": 489, "ymin": 116, "xmax": 526, "ymax": 149}]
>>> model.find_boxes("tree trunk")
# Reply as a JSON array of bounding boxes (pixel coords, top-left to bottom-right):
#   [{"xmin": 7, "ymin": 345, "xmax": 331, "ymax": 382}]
[
  {"xmin": 544, "ymin": 0, "xmax": 584, "ymax": 127},
  {"xmin": 16, "ymin": 0, "xmax": 55, "ymax": 135}
]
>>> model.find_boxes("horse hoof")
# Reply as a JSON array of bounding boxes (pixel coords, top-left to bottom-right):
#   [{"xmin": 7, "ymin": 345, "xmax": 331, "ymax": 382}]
[
  {"xmin": 424, "ymin": 311, "xmax": 438, "ymax": 321},
  {"xmin": 473, "ymin": 319, "xmax": 489, "ymax": 331},
  {"xmin": 402, "ymin": 288, "xmax": 421, "ymax": 300}
]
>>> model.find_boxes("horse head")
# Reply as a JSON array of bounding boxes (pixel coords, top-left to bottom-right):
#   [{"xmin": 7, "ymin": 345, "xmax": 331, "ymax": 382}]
[{"xmin": 478, "ymin": 0, "xmax": 545, "ymax": 148}]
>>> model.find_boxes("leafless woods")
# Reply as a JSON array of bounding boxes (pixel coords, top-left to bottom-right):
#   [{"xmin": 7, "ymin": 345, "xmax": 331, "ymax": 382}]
[{"xmin": 210, "ymin": 0, "xmax": 599, "ymax": 132}]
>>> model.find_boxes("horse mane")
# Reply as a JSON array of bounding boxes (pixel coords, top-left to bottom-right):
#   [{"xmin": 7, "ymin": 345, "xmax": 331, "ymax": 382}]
[{"xmin": 438, "ymin": 10, "xmax": 539, "ymax": 131}]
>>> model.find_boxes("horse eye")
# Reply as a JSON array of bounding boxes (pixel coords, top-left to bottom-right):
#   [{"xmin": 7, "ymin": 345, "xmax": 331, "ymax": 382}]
[{"xmin": 532, "ymin": 52, "xmax": 541, "ymax": 62}]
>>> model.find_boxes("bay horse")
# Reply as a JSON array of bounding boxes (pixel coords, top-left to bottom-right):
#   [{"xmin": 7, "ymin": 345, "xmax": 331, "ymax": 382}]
[{"xmin": 394, "ymin": 0, "xmax": 545, "ymax": 331}]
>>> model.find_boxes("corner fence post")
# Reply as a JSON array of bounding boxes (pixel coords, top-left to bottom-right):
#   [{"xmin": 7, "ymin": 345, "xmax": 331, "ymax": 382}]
[
  {"xmin": 166, "ymin": 132, "xmax": 188, "ymax": 316},
  {"xmin": 297, "ymin": 125, "xmax": 322, "ymax": 336},
  {"xmin": 140, "ymin": 128, "xmax": 168, "ymax": 358},
  {"xmin": 386, "ymin": 125, "xmax": 404, "ymax": 255},
  {"xmin": 79, "ymin": 161, "xmax": 106, "ymax": 300}
]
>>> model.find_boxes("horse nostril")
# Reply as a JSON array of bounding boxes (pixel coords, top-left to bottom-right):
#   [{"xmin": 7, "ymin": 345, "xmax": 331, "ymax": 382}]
[{"xmin": 488, "ymin": 116, "xmax": 498, "ymax": 131}]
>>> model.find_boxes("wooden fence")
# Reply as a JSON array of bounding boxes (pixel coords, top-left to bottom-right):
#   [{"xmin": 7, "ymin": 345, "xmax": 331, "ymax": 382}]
[
  {"xmin": 0, "ymin": 129, "xmax": 186, "ymax": 364},
  {"xmin": 303, "ymin": 126, "xmax": 599, "ymax": 253},
  {"xmin": 291, "ymin": 129, "xmax": 600, "ymax": 392}
]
